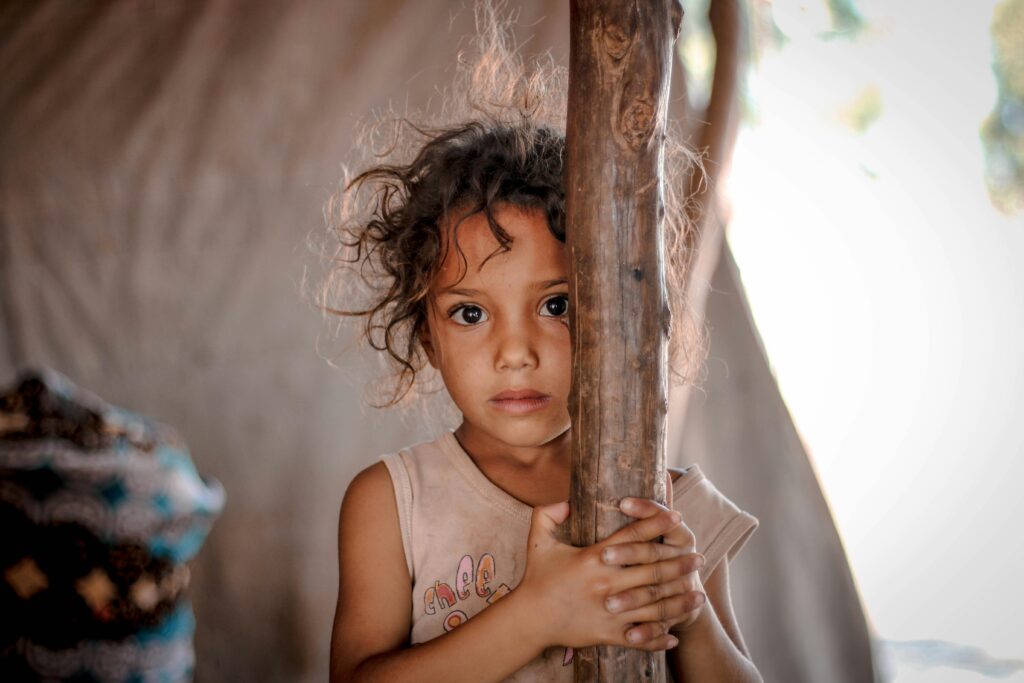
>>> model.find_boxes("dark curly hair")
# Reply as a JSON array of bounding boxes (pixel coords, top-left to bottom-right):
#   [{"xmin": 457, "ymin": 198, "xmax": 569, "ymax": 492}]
[
  {"xmin": 315, "ymin": 5, "xmax": 705, "ymax": 409},
  {"xmin": 332, "ymin": 121, "xmax": 567, "ymax": 406}
]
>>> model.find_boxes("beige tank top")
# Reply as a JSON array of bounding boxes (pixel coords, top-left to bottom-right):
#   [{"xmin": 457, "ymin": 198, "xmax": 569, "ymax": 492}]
[{"xmin": 381, "ymin": 429, "xmax": 759, "ymax": 682}]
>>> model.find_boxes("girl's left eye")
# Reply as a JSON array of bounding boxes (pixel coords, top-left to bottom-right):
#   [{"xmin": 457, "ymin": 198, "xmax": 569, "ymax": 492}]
[{"xmin": 540, "ymin": 295, "xmax": 569, "ymax": 318}]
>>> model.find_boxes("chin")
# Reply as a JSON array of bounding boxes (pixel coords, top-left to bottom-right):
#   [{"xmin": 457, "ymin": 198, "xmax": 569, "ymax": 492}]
[{"xmin": 491, "ymin": 420, "xmax": 569, "ymax": 448}]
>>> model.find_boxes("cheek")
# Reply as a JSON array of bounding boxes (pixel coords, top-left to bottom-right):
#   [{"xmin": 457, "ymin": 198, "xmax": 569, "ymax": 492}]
[
  {"xmin": 435, "ymin": 334, "xmax": 481, "ymax": 382},
  {"xmin": 544, "ymin": 325, "xmax": 573, "ymax": 371}
]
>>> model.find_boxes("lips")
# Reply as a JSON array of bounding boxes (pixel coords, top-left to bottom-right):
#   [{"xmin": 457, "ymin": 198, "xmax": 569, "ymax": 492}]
[
  {"xmin": 488, "ymin": 388, "xmax": 552, "ymax": 415},
  {"xmin": 490, "ymin": 388, "xmax": 549, "ymax": 401}
]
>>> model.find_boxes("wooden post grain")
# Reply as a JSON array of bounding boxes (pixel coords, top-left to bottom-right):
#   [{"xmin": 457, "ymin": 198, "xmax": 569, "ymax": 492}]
[{"xmin": 564, "ymin": 1, "xmax": 683, "ymax": 681}]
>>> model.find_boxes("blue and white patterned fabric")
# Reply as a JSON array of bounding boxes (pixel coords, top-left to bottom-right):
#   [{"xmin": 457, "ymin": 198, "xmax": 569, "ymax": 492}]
[{"xmin": 0, "ymin": 368, "xmax": 225, "ymax": 682}]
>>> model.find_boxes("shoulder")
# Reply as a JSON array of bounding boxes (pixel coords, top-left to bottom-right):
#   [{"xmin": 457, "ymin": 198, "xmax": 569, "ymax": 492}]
[
  {"xmin": 346, "ymin": 459, "xmax": 393, "ymax": 496},
  {"xmin": 338, "ymin": 461, "xmax": 409, "ymax": 579},
  {"xmin": 666, "ymin": 465, "xmax": 759, "ymax": 581},
  {"xmin": 341, "ymin": 461, "xmax": 398, "ymax": 530},
  {"xmin": 337, "ymin": 461, "xmax": 408, "ymax": 583}
]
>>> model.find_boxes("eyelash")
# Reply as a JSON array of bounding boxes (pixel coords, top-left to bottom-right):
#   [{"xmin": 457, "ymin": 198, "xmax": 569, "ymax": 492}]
[
  {"xmin": 447, "ymin": 294, "xmax": 570, "ymax": 326},
  {"xmin": 448, "ymin": 304, "xmax": 487, "ymax": 326}
]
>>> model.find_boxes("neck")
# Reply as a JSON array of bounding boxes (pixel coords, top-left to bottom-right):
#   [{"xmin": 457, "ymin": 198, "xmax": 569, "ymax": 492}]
[{"xmin": 453, "ymin": 422, "xmax": 571, "ymax": 470}]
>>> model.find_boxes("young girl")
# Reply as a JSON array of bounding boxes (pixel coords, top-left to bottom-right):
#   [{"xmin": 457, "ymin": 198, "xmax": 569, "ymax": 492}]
[{"xmin": 323, "ymin": 12, "xmax": 761, "ymax": 683}]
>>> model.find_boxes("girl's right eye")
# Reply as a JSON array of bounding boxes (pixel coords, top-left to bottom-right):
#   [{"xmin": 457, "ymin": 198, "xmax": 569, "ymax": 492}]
[{"xmin": 449, "ymin": 304, "xmax": 489, "ymax": 326}]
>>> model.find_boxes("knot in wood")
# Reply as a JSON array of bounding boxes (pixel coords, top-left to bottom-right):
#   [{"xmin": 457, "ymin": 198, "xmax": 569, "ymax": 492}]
[
  {"xmin": 632, "ymin": 267, "xmax": 643, "ymax": 282},
  {"xmin": 602, "ymin": 23, "xmax": 631, "ymax": 60},
  {"xmin": 621, "ymin": 96, "xmax": 656, "ymax": 150}
]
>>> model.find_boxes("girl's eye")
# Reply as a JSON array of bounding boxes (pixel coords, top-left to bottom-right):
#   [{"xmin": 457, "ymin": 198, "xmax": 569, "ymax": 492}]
[
  {"xmin": 540, "ymin": 295, "xmax": 569, "ymax": 318},
  {"xmin": 450, "ymin": 304, "xmax": 488, "ymax": 326}
]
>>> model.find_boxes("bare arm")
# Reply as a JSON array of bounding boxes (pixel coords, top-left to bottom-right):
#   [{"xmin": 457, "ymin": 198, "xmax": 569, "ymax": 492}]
[
  {"xmin": 329, "ymin": 462, "xmax": 548, "ymax": 683},
  {"xmin": 667, "ymin": 559, "xmax": 762, "ymax": 682}
]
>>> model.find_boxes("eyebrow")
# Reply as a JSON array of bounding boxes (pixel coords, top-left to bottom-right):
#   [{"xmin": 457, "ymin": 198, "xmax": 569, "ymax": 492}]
[{"xmin": 438, "ymin": 278, "xmax": 568, "ymax": 297}]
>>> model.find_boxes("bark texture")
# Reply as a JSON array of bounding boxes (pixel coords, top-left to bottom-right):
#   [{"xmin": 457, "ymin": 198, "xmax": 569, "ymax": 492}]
[{"xmin": 564, "ymin": 1, "xmax": 682, "ymax": 681}]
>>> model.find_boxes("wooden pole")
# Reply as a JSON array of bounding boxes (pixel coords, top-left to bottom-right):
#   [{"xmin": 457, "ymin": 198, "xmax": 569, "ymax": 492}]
[{"xmin": 564, "ymin": 1, "xmax": 682, "ymax": 681}]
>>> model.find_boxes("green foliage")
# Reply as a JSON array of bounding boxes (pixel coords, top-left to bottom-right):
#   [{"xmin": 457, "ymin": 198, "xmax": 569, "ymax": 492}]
[
  {"xmin": 837, "ymin": 85, "xmax": 883, "ymax": 134},
  {"xmin": 822, "ymin": 0, "xmax": 866, "ymax": 40}
]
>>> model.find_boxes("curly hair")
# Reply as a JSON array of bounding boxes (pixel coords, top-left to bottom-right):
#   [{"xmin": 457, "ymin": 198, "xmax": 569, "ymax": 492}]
[{"xmin": 315, "ymin": 4, "xmax": 706, "ymax": 410}]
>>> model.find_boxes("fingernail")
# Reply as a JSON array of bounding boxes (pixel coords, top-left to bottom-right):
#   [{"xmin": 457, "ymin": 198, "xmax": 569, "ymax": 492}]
[
  {"xmin": 693, "ymin": 591, "xmax": 707, "ymax": 608},
  {"xmin": 694, "ymin": 553, "xmax": 706, "ymax": 569},
  {"xmin": 627, "ymin": 629, "xmax": 642, "ymax": 643},
  {"xmin": 621, "ymin": 498, "xmax": 636, "ymax": 511},
  {"xmin": 667, "ymin": 636, "xmax": 679, "ymax": 648},
  {"xmin": 606, "ymin": 597, "xmax": 622, "ymax": 613},
  {"xmin": 670, "ymin": 511, "xmax": 682, "ymax": 524},
  {"xmin": 602, "ymin": 548, "xmax": 616, "ymax": 564}
]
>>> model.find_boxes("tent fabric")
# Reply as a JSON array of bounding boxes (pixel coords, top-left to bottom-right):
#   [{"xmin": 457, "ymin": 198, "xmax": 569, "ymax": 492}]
[
  {"xmin": 679, "ymin": 243, "xmax": 883, "ymax": 682},
  {"xmin": 0, "ymin": 1, "xmax": 879, "ymax": 681}
]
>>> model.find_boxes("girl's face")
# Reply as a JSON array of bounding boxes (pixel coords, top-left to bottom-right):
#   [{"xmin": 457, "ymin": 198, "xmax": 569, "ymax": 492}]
[{"xmin": 420, "ymin": 203, "xmax": 571, "ymax": 451}]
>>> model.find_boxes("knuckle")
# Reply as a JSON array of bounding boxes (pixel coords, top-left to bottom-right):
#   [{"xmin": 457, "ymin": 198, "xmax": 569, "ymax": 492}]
[
  {"xmin": 613, "ymin": 544, "xmax": 632, "ymax": 564},
  {"xmin": 587, "ymin": 549, "xmax": 610, "ymax": 573},
  {"xmin": 590, "ymin": 576, "xmax": 611, "ymax": 595},
  {"xmin": 646, "ymin": 583, "xmax": 661, "ymax": 603},
  {"xmin": 584, "ymin": 547, "xmax": 604, "ymax": 567}
]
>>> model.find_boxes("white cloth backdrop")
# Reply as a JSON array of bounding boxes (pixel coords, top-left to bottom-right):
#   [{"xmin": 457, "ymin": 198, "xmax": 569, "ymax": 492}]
[{"xmin": 0, "ymin": 1, "xmax": 879, "ymax": 681}]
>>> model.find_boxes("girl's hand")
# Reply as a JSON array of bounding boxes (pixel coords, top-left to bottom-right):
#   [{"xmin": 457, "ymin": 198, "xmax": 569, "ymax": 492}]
[
  {"xmin": 601, "ymin": 477, "xmax": 707, "ymax": 644},
  {"xmin": 516, "ymin": 499, "xmax": 696, "ymax": 652}
]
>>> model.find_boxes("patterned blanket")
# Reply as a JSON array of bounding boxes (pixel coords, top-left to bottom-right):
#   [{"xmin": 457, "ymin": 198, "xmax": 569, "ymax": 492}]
[{"xmin": 0, "ymin": 368, "xmax": 224, "ymax": 682}]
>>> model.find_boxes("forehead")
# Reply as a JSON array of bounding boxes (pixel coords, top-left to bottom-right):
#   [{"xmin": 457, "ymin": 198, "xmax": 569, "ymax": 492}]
[{"xmin": 435, "ymin": 204, "xmax": 567, "ymax": 289}]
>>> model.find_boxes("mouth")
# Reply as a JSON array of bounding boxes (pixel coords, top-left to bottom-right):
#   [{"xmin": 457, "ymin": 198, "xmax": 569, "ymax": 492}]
[{"xmin": 488, "ymin": 388, "xmax": 552, "ymax": 414}]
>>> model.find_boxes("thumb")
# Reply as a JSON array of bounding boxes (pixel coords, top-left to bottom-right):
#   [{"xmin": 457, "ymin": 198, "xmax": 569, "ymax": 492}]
[{"xmin": 530, "ymin": 500, "xmax": 570, "ymax": 536}]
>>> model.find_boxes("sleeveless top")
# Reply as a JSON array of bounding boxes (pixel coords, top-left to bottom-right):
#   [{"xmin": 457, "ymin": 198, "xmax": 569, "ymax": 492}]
[{"xmin": 380, "ymin": 429, "xmax": 759, "ymax": 682}]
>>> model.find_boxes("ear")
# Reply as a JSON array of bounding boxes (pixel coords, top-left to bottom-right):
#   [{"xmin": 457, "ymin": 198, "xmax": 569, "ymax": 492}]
[{"xmin": 417, "ymin": 319, "xmax": 438, "ymax": 369}]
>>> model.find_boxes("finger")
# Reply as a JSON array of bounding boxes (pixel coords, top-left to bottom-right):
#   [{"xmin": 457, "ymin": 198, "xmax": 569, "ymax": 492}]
[
  {"xmin": 608, "ymin": 555, "xmax": 701, "ymax": 596},
  {"xmin": 618, "ymin": 497, "xmax": 695, "ymax": 548},
  {"xmin": 625, "ymin": 629, "xmax": 679, "ymax": 652},
  {"xmin": 617, "ymin": 589, "xmax": 707, "ymax": 626},
  {"xmin": 601, "ymin": 506, "xmax": 681, "ymax": 548},
  {"xmin": 619, "ymin": 497, "xmax": 670, "ymax": 518},
  {"xmin": 623, "ymin": 621, "xmax": 681, "ymax": 650},
  {"xmin": 602, "ymin": 541, "xmax": 702, "ymax": 568},
  {"xmin": 605, "ymin": 563, "xmax": 704, "ymax": 613},
  {"xmin": 537, "ymin": 500, "xmax": 570, "ymax": 527}
]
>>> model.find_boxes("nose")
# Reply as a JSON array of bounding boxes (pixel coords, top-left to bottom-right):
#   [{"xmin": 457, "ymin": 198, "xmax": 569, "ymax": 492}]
[{"xmin": 494, "ymin": 318, "xmax": 539, "ymax": 372}]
